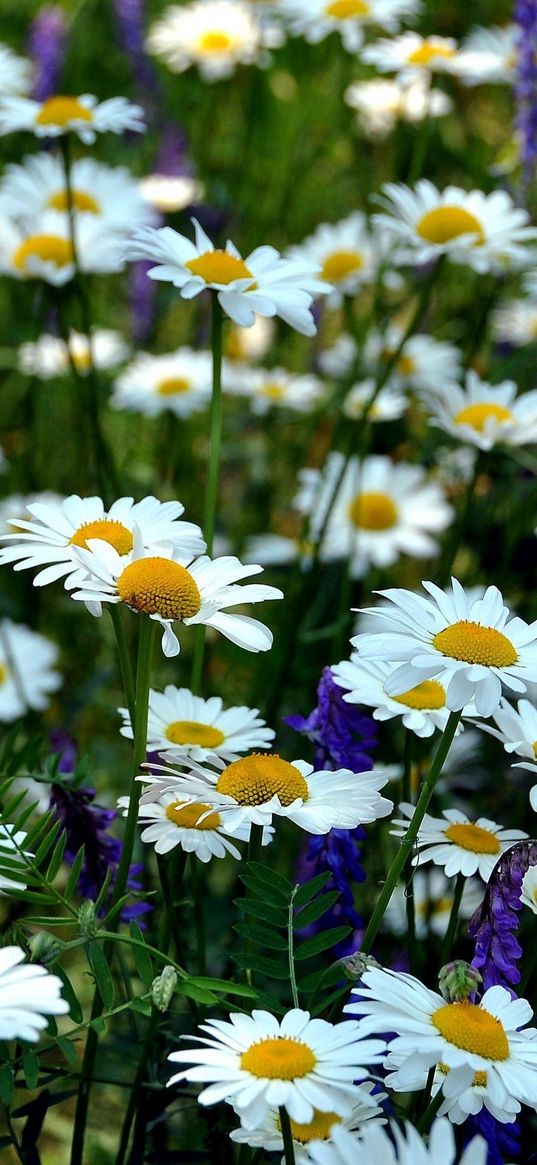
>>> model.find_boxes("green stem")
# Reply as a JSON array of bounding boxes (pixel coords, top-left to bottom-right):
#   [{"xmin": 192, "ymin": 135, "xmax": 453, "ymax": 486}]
[
  {"xmin": 246, "ymin": 822, "xmax": 264, "ymax": 866},
  {"xmin": 110, "ymin": 606, "xmax": 136, "ymax": 724},
  {"xmin": 288, "ymin": 887, "xmax": 299, "ymax": 1008},
  {"xmin": 190, "ymin": 854, "xmax": 206, "ymax": 976},
  {"xmin": 361, "ymin": 710, "xmax": 462, "ymax": 955},
  {"xmin": 416, "ymin": 1084, "xmax": 444, "ymax": 1134},
  {"xmin": 440, "ymin": 872, "xmax": 465, "ymax": 967},
  {"xmin": 402, "ymin": 730, "xmax": 417, "ymax": 973},
  {"xmin": 279, "ymin": 1107, "xmax": 296, "ymax": 1165}
]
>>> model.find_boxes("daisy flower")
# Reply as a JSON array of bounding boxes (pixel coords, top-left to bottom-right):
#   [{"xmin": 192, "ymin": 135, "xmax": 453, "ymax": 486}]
[
  {"xmin": 475, "ymin": 696, "xmax": 537, "ymax": 773},
  {"xmin": 332, "ymin": 656, "xmax": 469, "ymax": 738},
  {"xmin": 455, "ymin": 25, "xmax": 517, "ymax": 87},
  {"xmin": 139, "ymin": 173, "xmax": 204, "ymax": 215},
  {"xmin": 373, "ymin": 181, "xmax": 537, "ymax": 273},
  {"xmin": 0, "ymin": 494, "xmax": 205, "ymax": 592},
  {"xmin": 124, "ymin": 218, "xmax": 328, "ymax": 335},
  {"xmin": 520, "ymin": 865, "xmax": 537, "ymax": 915},
  {"xmin": 365, "ymin": 327, "xmax": 462, "ymax": 392},
  {"xmin": 0, "ymin": 619, "xmax": 61, "ymax": 720},
  {"xmin": 287, "ymin": 213, "xmax": 385, "ymax": 307},
  {"xmin": 136, "ymin": 752, "xmax": 393, "ymax": 834},
  {"xmin": 118, "ymin": 788, "xmax": 258, "ymax": 860},
  {"xmin": 0, "ymin": 210, "xmax": 125, "ymax": 284},
  {"xmin": 0, "ymin": 826, "xmax": 33, "ymax": 894},
  {"xmin": 110, "ymin": 349, "xmax": 212, "ymax": 418},
  {"xmin": 226, "ymin": 364, "xmax": 326, "ymax": 414},
  {"xmin": 382, "ymin": 869, "xmax": 483, "ymax": 939},
  {"xmin": 19, "ymin": 330, "xmax": 129, "ymax": 379},
  {"xmin": 345, "ymin": 76, "xmax": 452, "ymax": 138},
  {"xmin": 355, "ymin": 578, "xmax": 537, "ymax": 717},
  {"xmin": 146, "ymin": 0, "xmax": 282, "ymax": 82},
  {"xmin": 423, "ymin": 371, "xmax": 537, "ymax": 451},
  {"xmin": 243, "ymin": 533, "xmax": 309, "ymax": 569},
  {"xmin": 0, "ymin": 93, "xmax": 145, "ymax": 142},
  {"xmin": 350, "ymin": 966, "xmax": 537, "ymax": 1123},
  {"xmin": 0, "ymin": 154, "xmax": 157, "ymax": 232},
  {"xmin": 0, "ymin": 946, "xmax": 68, "ymax": 1041},
  {"xmin": 167, "ymin": 1007, "xmax": 386, "ymax": 1127},
  {"xmin": 70, "ymin": 543, "xmax": 283, "ymax": 657},
  {"xmin": 225, "ymin": 315, "xmax": 275, "ymax": 362},
  {"xmin": 492, "ymin": 299, "xmax": 537, "ymax": 346},
  {"xmin": 119, "ymin": 685, "xmax": 274, "ymax": 762},
  {"xmin": 0, "ymin": 43, "xmax": 33, "ymax": 96},
  {"xmin": 362, "ymin": 33, "xmax": 460, "ymax": 79},
  {"xmin": 279, "ymin": 0, "xmax": 421, "ymax": 54},
  {"xmin": 317, "ymin": 334, "xmax": 357, "ymax": 379},
  {"xmin": 391, "ymin": 803, "xmax": 527, "ymax": 881},
  {"xmin": 342, "ymin": 380, "xmax": 408, "ymax": 422},
  {"xmin": 294, "ymin": 453, "xmax": 452, "ymax": 578},
  {"xmin": 303, "ymin": 1118, "xmax": 487, "ymax": 1165},
  {"xmin": 230, "ymin": 1082, "xmax": 387, "ymax": 1159}
]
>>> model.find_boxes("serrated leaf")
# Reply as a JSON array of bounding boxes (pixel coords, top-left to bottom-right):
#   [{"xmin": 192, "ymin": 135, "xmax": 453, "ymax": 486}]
[
  {"xmin": 234, "ymin": 922, "xmax": 288, "ymax": 950},
  {"xmin": 0, "ymin": 1065, "xmax": 14, "ymax": 1105},
  {"xmin": 56, "ymin": 1037, "xmax": 78, "ymax": 1066},
  {"xmin": 234, "ymin": 898, "xmax": 287, "ymax": 927},
  {"xmin": 22, "ymin": 1051, "xmax": 39, "ymax": 1091},
  {"xmin": 294, "ymin": 927, "xmax": 351, "ymax": 961},
  {"xmin": 184, "ymin": 978, "xmax": 258, "ymax": 998},
  {"xmin": 293, "ymin": 873, "xmax": 332, "ymax": 906},
  {"xmin": 129, "ymin": 921, "xmax": 154, "ymax": 985},
  {"xmin": 64, "ymin": 847, "xmax": 86, "ymax": 898},
  {"xmin": 243, "ymin": 863, "xmax": 292, "ymax": 895},
  {"xmin": 294, "ymin": 892, "xmax": 340, "ymax": 929},
  {"xmin": 232, "ymin": 953, "xmax": 289, "ymax": 979},
  {"xmin": 55, "ymin": 967, "xmax": 83, "ymax": 1023},
  {"xmin": 88, "ymin": 941, "xmax": 115, "ymax": 1008}
]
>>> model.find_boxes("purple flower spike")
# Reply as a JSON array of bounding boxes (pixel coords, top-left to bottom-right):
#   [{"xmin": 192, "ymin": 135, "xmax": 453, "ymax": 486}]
[
  {"xmin": 469, "ymin": 838, "xmax": 537, "ymax": 993},
  {"xmin": 114, "ymin": 0, "xmax": 159, "ymax": 108},
  {"xmin": 514, "ymin": 0, "xmax": 537, "ymax": 179},
  {"xmin": 28, "ymin": 5, "xmax": 67, "ymax": 101},
  {"xmin": 285, "ymin": 666, "xmax": 377, "ymax": 772}
]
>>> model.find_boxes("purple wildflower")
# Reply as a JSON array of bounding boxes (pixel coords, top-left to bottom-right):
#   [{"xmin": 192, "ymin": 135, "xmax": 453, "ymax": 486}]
[
  {"xmin": 27, "ymin": 5, "xmax": 67, "ymax": 101},
  {"xmin": 285, "ymin": 666, "xmax": 377, "ymax": 772},
  {"xmin": 113, "ymin": 0, "xmax": 159, "ymax": 108},
  {"xmin": 49, "ymin": 728, "xmax": 77, "ymax": 774},
  {"xmin": 465, "ymin": 1110, "xmax": 520, "ymax": 1165},
  {"xmin": 469, "ymin": 839, "xmax": 537, "ymax": 992},
  {"xmin": 128, "ymin": 259, "xmax": 156, "ymax": 345},
  {"xmin": 157, "ymin": 123, "xmax": 195, "ymax": 179},
  {"xmin": 514, "ymin": 0, "xmax": 537, "ymax": 177}
]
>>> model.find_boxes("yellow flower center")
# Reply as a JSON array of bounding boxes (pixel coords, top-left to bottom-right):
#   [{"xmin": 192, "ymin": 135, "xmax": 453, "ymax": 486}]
[
  {"xmin": 165, "ymin": 800, "xmax": 221, "ymax": 829},
  {"xmin": 117, "ymin": 558, "xmax": 201, "ymax": 621},
  {"xmin": 432, "ymin": 620, "xmax": 518, "ymax": 668},
  {"xmin": 396, "ymin": 353, "xmax": 416, "ymax": 376},
  {"xmin": 438, "ymin": 1062, "xmax": 488, "ymax": 1088},
  {"xmin": 454, "ymin": 402, "xmax": 512, "ymax": 433},
  {"xmin": 392, "ymin": 679, "xmax": 446, "ymax": 710},
  {"xmin": 198, "ymin": 30, "xmax": 233, "ymax": 53},
  {"xmin": 35, "ymin": 95, "xmax": 94, "ymax": 127},
  {"xmin": 0, "ymin": 664, "xmax": 7, "ymax": 686},
  {"xmin": 47, "ymin": 188, "xmax": 100, "ymax": 213},
  {"xmin": 165, "ymin": 720, "xmax": 226, "ymax": 748},
  {"xmin": 216, "ymin": 754, "xmax": 308, "ymax": 806},
  {"xmin": 261, "ymin": 381, "xmax": 286, "ymax": 400},
  {"xmin": 325, "ymin": 0, "xmax": 370, "ymax": 19},
  {"xmin": 408, "ymin": 41, "xmax": 456, "ymax": 66},
  {"xmin": 186, "ymin": 250, "xmax": 254, "ymax": 286},
  {"xmin": 71, "ymin": 347, "xmax": 91, "ymax": 371},
  {"xmin": 417, "ymin": 896, "xmax": 453, "ymax": 918},
  {"xmin": 288, "ymin": 1111, "xmax": 341, "ymax": 1143},
  {"xmin": 69, "ymin": 519, "xmax": 134, "ymax": 555},
  {"xmin": 13, "ymin": 234, "xmax": 73, "ymax": 273},
  {"xmin": 157, "ymin": 377, "xmax": 192, "ymax": 396},
  {"xmin": 533, "ymin": 740, "xmax": 537, "ymax": 758},
  {"xmin": 417, "ymin": 207, "xmax": 485, "ymax": 246},
  {"xmin": 241, "ymin": 1037, "xmax": 316, "ymax": 1079},
  {"xmin": 444, "ymin": 821, "xmax": 501, "ymax": 855},
  {"xmin": 348, "ymin": 491, "xmax": 398, "ymax": 531},
  {"xmin": 432, "ymin": 1002, "xmax": 509, "ymax": 1060},
  {"xmin": 321, "ymin": 249, "xmax": 364, "ymax": 283}
]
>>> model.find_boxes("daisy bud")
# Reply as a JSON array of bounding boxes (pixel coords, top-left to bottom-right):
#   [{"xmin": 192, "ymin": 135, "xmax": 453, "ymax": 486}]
[
  {"xmin": 28, "ymin": 932, "xmax": 61, "ymax": 968},
  {"xmin": 152, "ymin": 966, "xmax": 178, "ymax": 1011},
  {"xmin": 78, "ymin": 899, "xmax": 97, "ymax": 938},
  {"xmin": 337, "ymin": 952, "xmax": 382, "ymax": 981},
  {"xmin": 438, "ymin": 959, "xmax": 482, "ymax": 1002}
]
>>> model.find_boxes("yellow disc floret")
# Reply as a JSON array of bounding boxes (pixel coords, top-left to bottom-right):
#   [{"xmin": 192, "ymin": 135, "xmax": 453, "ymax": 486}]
[
  {"xmin": 261, "ymin": 381, "xmax": 286, "ymax": 400},
  {"xmin": 35, "ymin": 96, "xmax": 93, "ymax": 127},
  {"xmin": 325, "ymin": 0, "xmax": 370, "ymax": 17},
  {"xmin": 432, "ymin": 1002, "xmax": 509, "ymax": 1060},
  {"xmin": 117, "ymin": 558, "xmax": 201, "ymax": 621},
  {"xmin": 288, "ymin": 1111, "xmax": 341, "ymax": 1143},
  {"xmin": 408, "ymin": 41, "xmax": 456, "ymax": 66},
  {"xmin": 198, "ymin": 31, "xmax": 233, "ymax": 53},
  {"xmin": 445, "ymin": 822, "xmax": 501, "ymax": 855},
  {"xmin": 165, "ymin": 800, "xmax": 221, "ymax": 830},
  {"xmin": 47, "ymin": 188, "xmax": 100, "ymax": 213},
  {"xmin": 216, "ymin": 754, "xmax": 308, "ymax": 806},
  {"xmin": 186, "ymin": 250, "xmax": 254, "ymax": 286},
  {"xmin": 0, "ymin": 664, "xmax": 7, "ymax": 686},
  {"xmin": 69, "ymin": 519, "xmax": 134, "ymax": 555},
  {"xmin": 349, "ymin": 491, "xmax": 398, "ymax": 531},
  {"xmin": 392, "ymin": 679, "xmax": 446, "ymax": 710},
  {"xmin": 321, "ymin": 249, "xmax": 364, "ymax": 283},
  {"xmin": 417, "ymin": 207, "xmax": 485, "ymax": 246},
  {"xmin": 165, "ymin": 721, "xmax": 226, "ymax": 748},
  {"xmin": 13, "ymin": 235, "xmax": 73, "ymax": 273},
  {"xmin": 454, "ymin": 403, "xmax": 512, "ymax": 433},
  {"xmin": 432, "ymin": 621, "xmax": 518, "ymax": 667},
  {"xmin": 241, "ymin": 1037, "xmax": 316, "ymax": 1079},
  {"xmin": 157, "ymin": 377, "xmax": 192, "ymax": 396}
]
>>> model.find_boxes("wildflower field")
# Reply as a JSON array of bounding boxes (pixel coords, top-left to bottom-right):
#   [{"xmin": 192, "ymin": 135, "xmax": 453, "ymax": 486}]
[{"xmin": 4, "ymin": 0, "xmax": 537, "ymax": 1162}]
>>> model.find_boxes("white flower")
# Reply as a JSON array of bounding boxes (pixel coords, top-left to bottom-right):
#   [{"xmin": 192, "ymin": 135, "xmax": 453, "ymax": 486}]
[
  {"xmin": 0, "ymin": 620, "xmax": 61, "ymax": 720},
  {"xmin": 0, "ymin": 494, "xmax": 205, "ymax": 592},
  {"xmin": 391, "ymin": 803, "xmax": 527, "ymax": 881},
  {"xmin": 303, "ymin": 1118, "xmax": 487, "ymax": 1165},
  {"xmin": 364, "ymin": 326, "xmax": 462, "ymax": 391},
  {"xmin": 71, "ymin": 543, "xmax": 283, "ymax": 657},
  {"xmin": 455, "ymin": 25, "xmax": 517, "ymax": 87},
  {"xmin": 0, "ymin": 491, "xmax": 63, "ymax": 537},
  {"xmin": 332, "ymin": 656, "xmax": 468, "ymax": 738},
  {"xmin": 124, "ymin": 218, "xmax": 328, "ymax": 335},
  {"xmin": 0, "ymin": 946, "xmax": 68, "ymax": 1041},
  {"xmin": 118, "ymin": 788, "xmax": 258, "ymax": 860},
  {"xmin": 119, "ymin": 685, "xmax": 274, "ymax": 762},
  {"xmin": 355, "ymin": 578, "xmax": 537, "ymax": 717},
  {"xmin": 279, "ymin": 0, "xmax": 421, "ymax": 53},
  {"xmin": 230, "ymin": 1082, "xmax": 387, "ymax": 1160},
  {"xmin": 423, "ymin": 371, "xmax": 537, "ymax": 451},
  {"xmin": 317, "ymin": 334, "xmax": 357, "ymax": 378},
  {"xmin": 0, "ymin": 210, "xmax": 125, "ymax": 284},
  {"xmin": 349, "ymin": 967, "xmax": 537, "ymax": 1124},
  {"xmin": 520, "ymin": 866, "xmax": 537, "ymax": 915},
  {"xmin": 373, "ymin": 181, "xmax": 537, "ymax": 273},
  {"xmin": 0, "ymin": 153, "xmax": 156, "ymax": 232},
  {"xmin": 474, "ymin": 696, "xmax": 537, "ymax": 772},
  {"xmin": 110, "ymin": 349, "xmax": 212, "ymax": 418},
  {"xmin": 492, "ymin": 299, "xmax": 537, "ymax": 346},
  {"xmin": 0, "ymin": 44, "xmax": 33, "ymax": 96},
  {"xmin": 382, "ymin": 869, "xmax": 483, "ymax": 939},
  {"xmin": 362, "ymin": 33, "xmax": 460, "ymax": 79},
  {"xmin": 294, "ymin": 453, "xmax": 452, "ymax": 578},
  {"xmin": 167, "ymin": 1007, "xmax": 386, "ymax": 1127},
  {"xmin": 0, "ymin": 93, "xmax": 145, "ymax": 142},
  {"xmin": 345, "ymin": 76, "xmax": 451, "ymax": 138},
  {"xmin": 136, "ymin": 753, "xmax": 393, "ymax": 834},
  {"xmin": 0, "ymin": 825, "xmax": 33, "ymax": 894},
  {"xmin": 243, "ymin": 533, "xmax": 309, "ymax": 569},
  {"xmin": 146, "ymin": 0, "xmax": 281, "ymax": 81},
  {"xmin": 225, "ymin": 314, "xmax": 275, "ymax": 362},
  {"xmin": 342, "ymin": 381, "xmax": 408, "ymax": 422},
  {"xmin": 139, "ymin": 173, "xmax": 204, "ymax": 214},
  {"xmin": 19, "ymin": 330, "xmax": 129, "ymax": 379},
  {"xmin": 225, "ymin": 363, "xmax": 325, "ymax": 414},
  {"xmin": 287, "ymin": 213, "xmax": 386, "ymax": 307}
]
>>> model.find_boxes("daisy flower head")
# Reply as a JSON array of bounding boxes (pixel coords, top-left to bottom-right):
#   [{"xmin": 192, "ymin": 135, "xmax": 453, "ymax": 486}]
[
  {"xmin": 0, "ymin": 946, "xmax": 69, "ymax": 1041},
  {"xmin": 455, "ymin": 25, "xmax": 517, "ymax": 87},
  {"xmin": 0, "ymin": 154, "xmax": 157, "ymax": 233},
  {"xmin": 226, "ymin": 363, "xmax": 325, "ymax": 414},
  {"xmin": 342, "ymin": 380, "xmax": 408, "ymax": 422},
  {"xmin": 355, "ymin": 578, "xmax": 537, "ymax": 717},
  {"xmin": 230, "ymin": 1082, "xmax": 387, "ymax": 1160},
  {"xmin": 138, "ymin": 752, "xmax": 393, "ymax": 834},
  {"xmin": 362, "ymin": 33, "xmax": 460, "ymax": 79},
  {"xmin": 492, "ymin": 298, "xmax": 537, "ymax": 346},
  {"xmin": 0, "ymin": 43, "xmax": 33, "ymax": 96},
  {"xmin": 287, "ymin": 213, "xmax": 385, "ymax": 307},
  {"xmin": 303, "ymin": 1118, "xmax": 487, "ymax": 1165},
  {"xmin": 118, "ymin": 787, "xmax": 258, "ymax": 861},
  {"xmin": 70, "ymin": 543, "xmax": 283, "ymax": 657},
  {"xmin": 382, "ymin": 869, "xmax": 483, "ymax": 939},
  {"xmin": 0, "ymin": 620, "xmax": 62, "ymax": 720},
  {"xmin": 423, "ymin": 371, "xmax": 537, "ymax": 451},
  {"xmin": 373, "ymin": 181, "xmax": 537, "ymax": 274},
  {"xmin": 19, "ymin": 330, "xmax": 129, "ymax": 380},
  {"xmin": 279, "ymin": 0, "xmax": 421, "ymax": 54},
  {"xmin": 391, "ymin": 802, "xmax": 527, "ymax": 881},
  {"xmin": 474, "ymin": 696, "xmax": 537, "ymax": 772},
  {"xmin": 332, "ymin": 655, "xmax": 469, "ymax": 738},
  {"xmin": 119, "ymin": 685, "xmax": 274, "ymax": 762},
  {"xmin": 225, "ymin": 314, "xmax": 275, "ymax": 362},
  {"xmin": 110, "ymin": 349, "xmax": 212, "ymax": 418},
  {"xmin": 124, "ymin": 219, "xmax": 329, "ymax": 335},
  {"xmin": 167, "ymin": 1007, "xmax": 386, "ymax": 1127},
  {"xmin": 0, "ymin": 494, "xmax": 205, "ymax": 593},
  {"xmin": 349, "ymin": 966, "xmax": 537, "ymax": 1124},
  {"xmin": 146, "ymin": 0, "xmax": 282, "ymax": 82},
  {"xmin": 294, "ymin": 453, "xmax": 452, "ymax": 578},
  {"xmin": 365, "ymin": 327, "xmax": 462, "ymax": 392},
  {"xmin": 0, "ymin": 93, "xmax": 145, "ymax": 142},
  {"xmin": 345, "ymin": 76, "xmax": 452, "ymax": 139},
  {"xmin": 0, "ymin": 210, "xmax": 125, "ymax": 284},
  {"xmin": 139, "ymin": 172, "xmax": 204, "ymax": 214}
]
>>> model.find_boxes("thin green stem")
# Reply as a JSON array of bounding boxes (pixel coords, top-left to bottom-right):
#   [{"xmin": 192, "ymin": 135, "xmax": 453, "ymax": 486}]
[
  {"xmin": 279, "ymin": 1107, "xmax": 296, "ymax": 1165},
  {"xmin": 440, "ymin": 872, "xmax": 466, "ymax": 967},
  {"xmin": 110, "ymin": 606, "xmax": 136, "ymax": 724},
  {"xmin": 246, "ymin": 823, "xmax": 264, "ymax": 866},
  {"xmin": 288, "ymin": 887, "xmax": 299, "ymax": 1008},
  {"xmin": 190, "ymin": 854, "xmax": 206, "ymax": 976},
  {"xmin": 361, "ymin": 710, "xmax": 462, "ymax": 955},
  {"xmin": 416, "ymin": 1084, "xmax": 444, "ymax": 1134},
  {"xmin": 402, "ymin": 730, "xmax": 417, "ymax": 973}
]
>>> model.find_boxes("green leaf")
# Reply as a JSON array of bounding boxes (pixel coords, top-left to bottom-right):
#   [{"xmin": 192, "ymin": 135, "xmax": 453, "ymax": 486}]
[
  {"xmin": 184, "ymin": 977, "xmax": 258, "ymax": 998},
  {"xmin": 243, "ymin": 863, "xmax": 292, "ymax": 896},
  {"xmin": 130, "ymin": 997, "xmax": 152, "ymax": 1017},
  {"xmin": 55, "ymin": 966, "xmax": 83, "ymax": 1023},
  {"xmin": 181, "ymin": 982, "xmax": 218, "ymax": 1005},
  {"xmin": 294, "ymin": 927, "xmax": 351, "ymax": 961},
  {"xmin": 64, "ymin": 847, "xmax": 86, "ymax": 899},
  {"xmin": 311, "ymin": 985, "xmax": 350, "ymax": 1018},
  {"xmin": 88, "ymin": 941, "xmax": 115, "ymax": 1008},
  {"xmin": 33, "ymin": 824, "xmax": 62, "ymax": 868},
  {"xmin": 298, "ymin": 962, "xmax": 344, "ymax": 992},
  {"xmin": 234, "ymin": 898, "xmax": 287, "ymax": 927},
  {"xmin": 45, "ymin": 832, "xmax": 67, "ymax": 882},
  {"xmin": 22, "ymin": 1052, "xmax": 39, "ymax": 1091},
  {"xmin": 234, "ymin": 923, "xmax": 288, "ymax": 950},
  {"xmin": 294, "ymin": 892, "xmax": 340, "ymax": 929},
  {"xmin": 232, "ymin": 953, "xmax": 290, "ymax": 980},
  {"xmin": 129, "ymin": 921, "xmax": 153, "ymax": 985},
  {"xmin": 293, "ymin": 873, "xmax": 332, "ymax": 906},
  {"xmin": 89, "ymin": 1016, "xmax": 107, "ymax": 1035},
  {"xmin": 0, "ymin": 1065, "xmax": 14, "ymax": 1105},
  {"xmin": 56, "ymin": 1037, "xmax": 78, "ymax": 1066}
]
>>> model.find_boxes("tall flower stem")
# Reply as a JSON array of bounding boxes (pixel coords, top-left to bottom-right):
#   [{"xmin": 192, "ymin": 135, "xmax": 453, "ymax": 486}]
[
  {"xmin": 402, "ymin": 729, "xmax": 417, "ymax": 972},
  {"xmin": 437, "ymin": 452, "xmax": 484, "ymax": 588},
  {"xmin": 279, "ymin": 1107, "xmax": 296, "ymax": 1165},
  {"xmin": 191, "ymin": 293, "xmax": 224, "ymax": 694},
  {"xmin": 361, "ymin": 710, "xmax": 462, "ymax": 955},
  {"xmin": 110, "ymin": 606, "xmax": 136, "ymax": 724},
  {"xmin": 440, "ymin": 871, "xmax": 465, "ymax": 966}
]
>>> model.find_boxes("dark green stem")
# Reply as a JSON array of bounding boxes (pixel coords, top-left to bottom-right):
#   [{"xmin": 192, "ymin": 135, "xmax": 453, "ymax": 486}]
[
  {"xmin": 190, "ymin": 853, "xmax": 206, "ymax": 976},
  {"xmin": 440, "ymin": 872, "xmax": 465, "ymax": 967},
  {"xmin": 110, "ymin": 606, "xmax": 136, "ymax": 724},
  {"xmin": 402, "ymin": 730, "xmax": 417, "ymax": 972},
  {"xmin": 279, "ymin": 1108, "xmax": 296, "ymax": 1165}
]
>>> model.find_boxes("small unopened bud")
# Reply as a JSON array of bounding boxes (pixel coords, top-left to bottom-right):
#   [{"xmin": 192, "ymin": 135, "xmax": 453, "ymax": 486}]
[
  {"xmin": 78, "ymin": 900, "xmax": 97, "ymax": 938},
  {"xmin": 28, "ymin": 931, "xmax": 60, "ymax": 968},
  {"xmin": 337, "ymin": 952, "xmax": 382, "ymax": 982},
  {"xmin": 152, "ymin": 966, "xmax": 178, "ymax": 1012},
  {"xmin": 439, "ymin": 960, "xmax": 482, "ymax": 1002}
]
